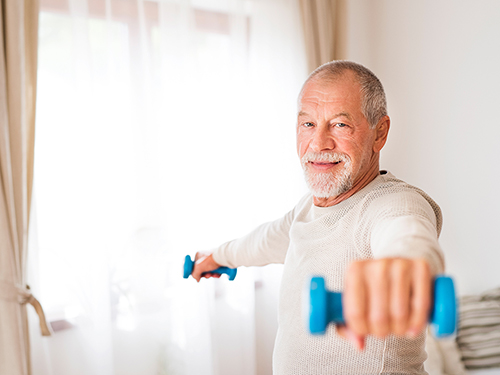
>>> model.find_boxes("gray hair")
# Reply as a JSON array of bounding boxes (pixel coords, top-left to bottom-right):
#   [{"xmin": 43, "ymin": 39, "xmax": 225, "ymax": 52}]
[{"xmin": 303, "ymin": 60, "xmax": 387, "ymax": 129}]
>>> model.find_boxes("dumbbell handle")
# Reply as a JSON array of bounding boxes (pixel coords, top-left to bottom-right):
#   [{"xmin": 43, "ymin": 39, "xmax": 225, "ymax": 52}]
[
  {"xmin": 308, "ymin": 275, "xmax": 457, "ymax": 338},
  {"xmin": 183, "ymin": 255, "xmax": 237, "ymax": 281}
]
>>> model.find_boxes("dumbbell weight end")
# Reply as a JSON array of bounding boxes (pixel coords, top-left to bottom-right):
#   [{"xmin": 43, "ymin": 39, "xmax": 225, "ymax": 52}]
[{"xmin": 431, "ymin": 276, "xmax": 457, "ymax": 338}]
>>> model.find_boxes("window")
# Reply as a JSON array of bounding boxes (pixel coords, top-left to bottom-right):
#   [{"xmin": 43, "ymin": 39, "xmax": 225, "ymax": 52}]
[{"xmin": 31, "ymin": 1, "xmax": 307, "ymax": 374}]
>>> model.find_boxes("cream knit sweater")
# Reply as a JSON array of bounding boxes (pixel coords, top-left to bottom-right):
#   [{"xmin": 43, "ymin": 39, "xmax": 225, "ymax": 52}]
[{"xmin": 212, "ymin": 171, "xmax": 445, "ymax": 374}]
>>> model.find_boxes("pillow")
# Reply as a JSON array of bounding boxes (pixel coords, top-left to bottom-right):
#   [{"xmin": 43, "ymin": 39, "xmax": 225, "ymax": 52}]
[
  {"xmin": 425, "ymin": 331, "xmax": 444, "ymax": 375},
  {"xmin": 425, "ymin": 329, "xmax": 468, "ymax": 375}
]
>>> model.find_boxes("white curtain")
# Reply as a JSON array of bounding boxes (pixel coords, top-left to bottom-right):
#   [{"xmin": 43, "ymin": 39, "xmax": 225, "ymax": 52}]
[{"xmin": 30, "ymin": 0, "xmax": 307, "ymax": 374}]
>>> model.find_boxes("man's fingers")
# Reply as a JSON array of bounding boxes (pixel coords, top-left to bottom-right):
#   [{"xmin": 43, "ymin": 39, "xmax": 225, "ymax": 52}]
[
  {"xmin": 344, "ymin": 258, "xmax": 432, "ymax": 340},
  {"xmin": 191, "ymin": 255, "xmax": 205, "ymax": 282},
  {"xmin": 390, "ymin": 259, "xmax": 411, "ymax": 335},
  {"xmin": 192, "ymin": 253, "xmax": 209, "ymax": 282},
  {"xmin": 336, "ymin": 324, "xmax": 348, "ymax": 339},
  {"xmin": 192, "ymin": 253, "xmax": 222, "ymax": 282},
  {"xmin": 407, "ymin": 259, "xmax": 432, "ymax": 337},
  {"xmin": 202, "ymin": 273, "xmax": 221, "ymax": 279},
  {"xmin": 366, "ymin": 261, "xmax": 390, "ymax": 338},
  {"xmin": 336, "ymin": 325, "xmax": 365, "ymax": 351},
  {"xmin": 344, "ymin": 261, "xmax": 368, "ymax": 337}
]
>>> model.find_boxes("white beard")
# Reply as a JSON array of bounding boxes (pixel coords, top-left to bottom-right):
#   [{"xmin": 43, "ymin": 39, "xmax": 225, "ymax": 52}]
[{"xmin": 301, "ymin": 152, "xmax": 353, "ymax": 198}]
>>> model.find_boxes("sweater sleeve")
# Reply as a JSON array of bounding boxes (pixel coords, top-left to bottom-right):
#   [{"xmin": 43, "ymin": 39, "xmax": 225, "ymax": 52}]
[
  {"xmin": 369, "ymin": 191, "xmax": 445, "ymax": 276},
  {"xmin": 211, "ymin": 207, "xmax": 296, "ymax": 268}
]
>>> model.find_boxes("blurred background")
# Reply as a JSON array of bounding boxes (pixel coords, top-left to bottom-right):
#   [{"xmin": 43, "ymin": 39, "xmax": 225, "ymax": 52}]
[
  {"xmin": 2, "ymin": 0, "xmax": 500, "ymax": 374},
  {"xmin": 29, "ymin": 1, "xmax": 306, "ymax": 375}
]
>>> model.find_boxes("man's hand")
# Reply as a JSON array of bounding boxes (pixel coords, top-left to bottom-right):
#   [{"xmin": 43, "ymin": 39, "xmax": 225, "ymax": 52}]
[
  {"xmin": 191, "ymin": 252, "xmax": 222, "ymax": 282},
  {"xmin": 337, "ymin": 258, "xmax": 432, "ymax": 351}
]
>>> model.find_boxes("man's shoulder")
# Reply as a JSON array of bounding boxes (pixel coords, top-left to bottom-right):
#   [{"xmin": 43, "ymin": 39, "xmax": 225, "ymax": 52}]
[
  {"xmin": 362, "ymin": 171, "xmax": 443, "ymax": 234},
  {"xmin": 368, "ymin": 171, "xmax": 435, "ymax": 200}
]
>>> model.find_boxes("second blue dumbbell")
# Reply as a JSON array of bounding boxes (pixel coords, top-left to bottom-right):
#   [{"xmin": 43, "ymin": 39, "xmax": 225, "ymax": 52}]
[
  {"xmin": 183, "ymin": 255, "xmax": 237, "ymax": 281},
  {"xmin": 307, "ymin": 275, "xmax": 457, "ymax": 338}
]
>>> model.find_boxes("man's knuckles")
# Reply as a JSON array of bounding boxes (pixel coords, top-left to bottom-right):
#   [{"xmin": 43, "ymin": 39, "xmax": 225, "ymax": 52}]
[
  {"xmin": 350, "ymin": 257, "xmax": 417, "ymax": 275},
  {"xmin": 344, "ymin": 307, "xmax": 368, "ymax": 336},
  {"xmin": 390, "ymin": 309, "xmax": 410, "ymax": 335},
  {"xmin": 390, "ymin": 303, "xmax": 410, "ymax": 323},
  {"xmin": 413, "ymin": 258, "xmax": 431, "ymax": 274},
  {"xmin": 368, "ymin": 312, "xmax": 390, "ymax": 337},
  {"xmin": 344, "ymin": 257, "xmax": 432, "ymax": 337},
  {"xmin": 347, "ymin": 259, "xmax": 367, "ymax": 277},
  {"xmin": 391, "ymin": 259, "xmax": 412, "ymax": 279}
]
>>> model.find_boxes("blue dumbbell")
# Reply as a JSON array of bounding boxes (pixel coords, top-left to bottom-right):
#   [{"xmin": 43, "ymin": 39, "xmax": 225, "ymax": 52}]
[
  {"xmin": 308, "ymin": 275, "xmax": 457, "ymax": 338},
  {"xmin": 183, "ymin": 255, "xmax": 237, "ymax": 281}
]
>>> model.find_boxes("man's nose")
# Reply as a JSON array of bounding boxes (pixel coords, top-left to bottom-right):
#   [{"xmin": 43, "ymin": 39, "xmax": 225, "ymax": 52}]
[{"xmin": 310, "ymin": 126, "xmax": 335, "ymax": 152}]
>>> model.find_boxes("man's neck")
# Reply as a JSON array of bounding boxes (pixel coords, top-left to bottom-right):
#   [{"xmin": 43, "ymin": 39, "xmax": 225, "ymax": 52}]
[{"xmin": 313, "ymin": 160, "xmax": 381, "ymax": 208}]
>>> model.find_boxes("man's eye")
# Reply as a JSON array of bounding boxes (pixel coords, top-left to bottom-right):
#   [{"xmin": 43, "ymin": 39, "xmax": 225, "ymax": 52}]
[
  {"xmin": 335, "ymin": 123, "xmax": 347, "ymax": 128},
  {"xmin": 304, "ymin": 122, "xmax": 314, "ymax": 127}
]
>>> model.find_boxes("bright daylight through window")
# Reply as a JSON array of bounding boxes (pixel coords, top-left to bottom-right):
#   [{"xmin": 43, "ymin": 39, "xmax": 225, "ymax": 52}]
[{"xmin": 30, "ymin": 1, "xmax": 306, "ymax": 374}]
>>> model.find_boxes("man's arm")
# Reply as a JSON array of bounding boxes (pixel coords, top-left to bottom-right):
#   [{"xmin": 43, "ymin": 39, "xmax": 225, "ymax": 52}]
[
  {"xmin": 370, "ymin": 214, "xmax": 444, "ymax": 275},
  {"xmin": 338, "ymin": 193, "xmax": 444, "ymax": 349},
  {"xmin": 191, "ymin": 205, "xmax": 297, "ymax": 282}
]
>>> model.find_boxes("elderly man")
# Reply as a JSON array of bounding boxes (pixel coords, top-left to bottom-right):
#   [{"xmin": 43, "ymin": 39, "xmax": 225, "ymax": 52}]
[{"xmin": 192, "ymin": 61, "xmax": 444, "ymax": 374}]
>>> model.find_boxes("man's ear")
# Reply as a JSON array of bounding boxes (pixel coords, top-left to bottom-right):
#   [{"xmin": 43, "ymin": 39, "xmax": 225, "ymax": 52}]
[{"xmin": 373, "ymin": 116, "xmax": 390, "ymax": 153}]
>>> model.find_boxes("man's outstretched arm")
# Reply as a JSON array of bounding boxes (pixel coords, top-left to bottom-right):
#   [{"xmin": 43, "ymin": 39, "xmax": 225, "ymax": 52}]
[
  {"xmin": 338, "ymin": 196, "xmax": 445, "ymax": 349},
  {"xmin": 191, "ymin": 201, "xmax": 301, "ymax": 282}
]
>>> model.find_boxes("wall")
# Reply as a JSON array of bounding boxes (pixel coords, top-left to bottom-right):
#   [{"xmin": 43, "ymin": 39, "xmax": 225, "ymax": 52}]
[{"xmin": 343, "ymin": 0, "xmax": 500, "ymax": 296}]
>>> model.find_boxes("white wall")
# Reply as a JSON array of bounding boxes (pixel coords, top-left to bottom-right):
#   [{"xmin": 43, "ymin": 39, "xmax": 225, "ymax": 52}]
[{"xmin": 343, "ymin": 0, "xmax": 500, "ymax": 296}]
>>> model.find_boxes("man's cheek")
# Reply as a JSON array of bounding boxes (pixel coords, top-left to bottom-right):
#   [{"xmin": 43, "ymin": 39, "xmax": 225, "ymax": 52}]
[{"xmin": 297, "ymin": 139, "xmax": 307, "ymax": 158}]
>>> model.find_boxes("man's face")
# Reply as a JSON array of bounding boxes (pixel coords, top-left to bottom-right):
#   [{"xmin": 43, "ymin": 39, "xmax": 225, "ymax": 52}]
[{"xmin": 297, "ymin": 72, "xmax": 379, "ymax": 198}]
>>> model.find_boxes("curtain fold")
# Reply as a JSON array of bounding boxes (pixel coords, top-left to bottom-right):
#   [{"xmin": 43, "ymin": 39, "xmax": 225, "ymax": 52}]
[
  {"xmin": 299, "ymin": 0, "xmax": 347, "ymax": 73},
  {"xmin": 0, "ymin": 0, "xmax": 50, "ymax": 374}
]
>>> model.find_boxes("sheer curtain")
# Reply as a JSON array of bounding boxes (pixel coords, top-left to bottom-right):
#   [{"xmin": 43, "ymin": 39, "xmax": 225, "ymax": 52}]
[{"xmin": 29, "ymin": 0, "xmax": 307, "ymax": 374}]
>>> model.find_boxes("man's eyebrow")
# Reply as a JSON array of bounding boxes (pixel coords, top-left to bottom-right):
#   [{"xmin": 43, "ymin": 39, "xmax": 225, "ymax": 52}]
[
  {"xmin": 297, "ymin": 111, "xmax": 353, "ymax": 120},
  {"xmin": 332, "ymin": 112, "xmax": 353, "ymax": 120}
]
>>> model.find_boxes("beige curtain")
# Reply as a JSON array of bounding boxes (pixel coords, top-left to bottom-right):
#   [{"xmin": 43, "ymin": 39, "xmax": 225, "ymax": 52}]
[
  {"xmin": 0, "ymin": 1, "xmax": 51, "ymax": 375},
  {"xmin": 299, "ymin": 0, "xmax": 347, "ymax": 73}
]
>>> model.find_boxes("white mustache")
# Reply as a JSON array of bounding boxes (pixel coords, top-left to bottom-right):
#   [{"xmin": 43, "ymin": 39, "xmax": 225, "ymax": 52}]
[{"xmin": 301, "ymin": 152, "xmax": 351, "ymax": 165}]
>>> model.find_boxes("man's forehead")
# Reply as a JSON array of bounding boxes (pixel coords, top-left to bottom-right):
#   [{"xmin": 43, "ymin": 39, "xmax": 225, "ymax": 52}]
[
  {"xmin": 298, "ymin": 85, "xmax": 360, "ymax": 110},
  {"xmin": 299, "ymin": 74, "xmax": 361, "ymax": 102},
  {"xmin": 297, "ymin": 75, "xmax": 363, "ymax": 120}
]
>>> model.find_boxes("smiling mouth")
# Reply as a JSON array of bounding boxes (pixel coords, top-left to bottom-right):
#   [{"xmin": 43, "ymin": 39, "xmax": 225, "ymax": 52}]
[
  {"xmin": 308, "ymin": 161, "xmax": 342, "ymax": 171},
  {"xmin": 310, "ymin": 161, "xmax": 342, "ymax": 166}
]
